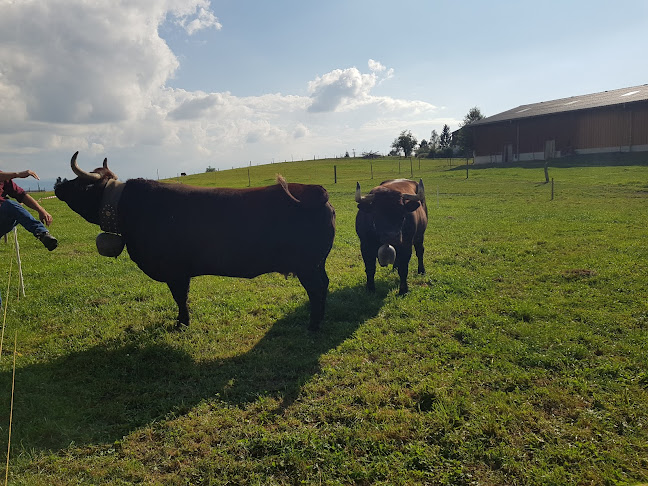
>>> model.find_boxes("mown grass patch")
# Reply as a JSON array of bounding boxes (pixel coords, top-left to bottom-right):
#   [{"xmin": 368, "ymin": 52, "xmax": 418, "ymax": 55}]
[{"xmin": 1, "ymin": 156, "xmax": 647, "ymax": 484}]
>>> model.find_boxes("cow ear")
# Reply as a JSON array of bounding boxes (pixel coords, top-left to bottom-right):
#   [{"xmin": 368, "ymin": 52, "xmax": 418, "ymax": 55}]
[
  {"xmin": 404, "ymin": 200, "xmax": 421, "ymax": 212},
  {"xmin": 357, "ymin": 200, "xmax": 373, "ymax": 212}
]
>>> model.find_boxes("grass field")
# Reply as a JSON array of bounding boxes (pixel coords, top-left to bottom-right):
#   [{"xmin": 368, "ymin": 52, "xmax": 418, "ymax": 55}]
[{"xmin": 1, "ymin": 155, "xmax": 647, "ymax": 485}]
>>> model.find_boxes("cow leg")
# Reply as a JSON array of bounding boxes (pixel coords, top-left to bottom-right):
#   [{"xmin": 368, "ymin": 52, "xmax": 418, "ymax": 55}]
[
  {"xmin": 414, "ymin": 240, "xmax": 425, "ymax": 274},
  {"xmin": 167, "ymin": 278, "xmax": 191, "ymax": 328},
  {"xmin": 396, "ymin": 246, "xmax": 413, "ymax": 295},
  {"xmin": 360, "ymin": 240, "xmax": 378, "ymax": 292},
  {"xmin": 298, "ymin": 264, "xmax": 329, "ymax": 332}
]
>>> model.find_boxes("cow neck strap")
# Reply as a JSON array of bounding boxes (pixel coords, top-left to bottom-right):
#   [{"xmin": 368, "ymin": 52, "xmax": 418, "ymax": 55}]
[{"xmin": 99, "ymin": 179, "xmax": 125, "ymax": 234}]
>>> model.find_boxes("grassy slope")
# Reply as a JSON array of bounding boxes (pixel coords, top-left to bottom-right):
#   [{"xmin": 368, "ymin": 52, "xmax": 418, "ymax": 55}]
[{"xmin": 1, "ymin": 157, "xmax": 647, "ymax": 485}]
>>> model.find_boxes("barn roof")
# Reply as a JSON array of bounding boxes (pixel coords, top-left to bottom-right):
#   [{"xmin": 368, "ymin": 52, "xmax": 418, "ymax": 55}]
[{"xmin": 471, "ymin": 84, "xmax": 648, "ymax": 127}]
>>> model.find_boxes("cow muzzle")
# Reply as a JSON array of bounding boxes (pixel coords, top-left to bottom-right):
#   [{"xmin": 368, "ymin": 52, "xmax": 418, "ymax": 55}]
[{"xmin": 379, "ymin": 231, "xmax": 402, "ymax": 246}]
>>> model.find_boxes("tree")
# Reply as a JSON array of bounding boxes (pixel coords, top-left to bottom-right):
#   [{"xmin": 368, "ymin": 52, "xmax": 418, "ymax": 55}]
[
  {"xmin": 439, "ymin": 124, "xmax": 452, "ymax": 149},
  {"xmin": 438, "ymin": 124, "xmax": 454, "ymax": 157},
  {"xmin": 462, "ymin": 106, "xmax": 485, "ymax": 127},
  {"xmin": 429, "ymin": 130, "xmax": 440, "ymax": 151},
  {"xmin": 456, "ymin": 106, "xmax": 485, "ymax": 157},
  {"xmin": 391, "ymin": 130, "xmax": 418, "ymax": 157},
  {"xmin": 206, "ymin": 166, "xmax": 216, "ymax": 172},
  {"xmin": 416, "ymin": 139, "xmax": 430, "ymax": 158},
  {"xmin": 423, "ymin": 130, "xmax": 440, "ymax": 158}
]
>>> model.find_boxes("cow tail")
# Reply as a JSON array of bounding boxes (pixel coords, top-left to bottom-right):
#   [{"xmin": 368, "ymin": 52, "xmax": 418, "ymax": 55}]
[
  {"xmin": 276, "ymin": 174, "xmax": 302, "ymax": 204},
  {"xmin": 276, "ymin": 174, "xmax": 330, "ymax": 208}
]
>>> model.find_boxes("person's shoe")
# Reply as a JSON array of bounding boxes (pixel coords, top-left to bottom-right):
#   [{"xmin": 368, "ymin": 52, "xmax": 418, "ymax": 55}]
[{"xmin": 36, "ymin": 232, "xmax": 58, "ymax": 251}]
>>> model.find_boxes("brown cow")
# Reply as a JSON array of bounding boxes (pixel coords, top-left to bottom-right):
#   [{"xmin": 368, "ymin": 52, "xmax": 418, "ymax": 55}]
[
  {"xmin": 55, "ymin": 152, "xmax": 336, "ymax": 331},
  {"xmin": 355, "ymin": 178, "xmax": 427, "ymax": 294}
]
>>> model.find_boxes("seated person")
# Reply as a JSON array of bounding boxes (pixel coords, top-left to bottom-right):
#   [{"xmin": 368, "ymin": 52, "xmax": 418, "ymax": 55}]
[{"xmin": 0, "ymin": 169, "xmax": 58, "ymax": 251}]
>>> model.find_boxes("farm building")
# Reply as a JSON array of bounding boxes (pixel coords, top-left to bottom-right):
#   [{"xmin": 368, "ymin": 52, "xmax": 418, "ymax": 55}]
[{"xmin": 466, "ymin": 84, "xmax": 648, "ymax": 164}]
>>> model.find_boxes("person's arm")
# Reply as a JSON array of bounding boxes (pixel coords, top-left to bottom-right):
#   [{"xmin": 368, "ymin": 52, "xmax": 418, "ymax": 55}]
[
  {"xmin": 0, "ymin": 170, "xmax": 40, "ymax": 182},
  {"xmin": 21, "ymin": 193, "xmax": 53, "ymax": 226}
]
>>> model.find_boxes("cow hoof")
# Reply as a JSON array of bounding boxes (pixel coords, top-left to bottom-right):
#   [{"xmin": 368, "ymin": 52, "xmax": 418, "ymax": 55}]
[{"xmin": 173, "ymin": 321, "xmax": 189, "ymax": 332}]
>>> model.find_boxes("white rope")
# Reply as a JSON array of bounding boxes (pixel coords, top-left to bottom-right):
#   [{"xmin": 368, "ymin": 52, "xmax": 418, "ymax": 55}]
[
  {"xmin": 1, "ymin": 228, "xmax": 25, "ymax": 305},
  {"xmin": 12, "ymin": 229, "xmax": 25, "ymax": 299}
]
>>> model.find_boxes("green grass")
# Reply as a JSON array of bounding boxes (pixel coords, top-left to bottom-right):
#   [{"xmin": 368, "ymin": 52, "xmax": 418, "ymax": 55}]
[{"xmin": 1, "ymin": 156, "xmax": 647, "ymax": 485}]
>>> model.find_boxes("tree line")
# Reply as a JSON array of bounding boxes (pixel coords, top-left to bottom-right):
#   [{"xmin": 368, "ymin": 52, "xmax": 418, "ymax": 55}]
[{"xmin": 390, "ymin": 107, "xmax": 484, "ymax": 159}]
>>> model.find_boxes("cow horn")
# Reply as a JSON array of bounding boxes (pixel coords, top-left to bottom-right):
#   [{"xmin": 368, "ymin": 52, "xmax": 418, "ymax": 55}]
[
  {"xmin": 355, "ymin": 182, "xmax": 375, "ymax": 203},
  {"xmin": 71, "ymin": 152, "xmax": 101, "ymax": 181},
  {"xmin": 417, "ymin": 178, "xmax": 425, "ymax": 200},
  {"xmin": 103, "ymin": 158, "xmax": 108, "ymax": 169},
  {"xmin": 403, "ymin": 179, "xmax": 426, "ymax": 202}
]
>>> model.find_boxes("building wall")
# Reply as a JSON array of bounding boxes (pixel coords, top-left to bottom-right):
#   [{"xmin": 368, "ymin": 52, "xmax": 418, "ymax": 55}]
[
  {"xmin": 576, "ymin": 107, "xmax": 631, "ymax": 149},
  {"xmin": 632, "ymin": 106, "xmax": 648, "ymax": 146},
  {"xmin": 472, "ymin": 101, "xmax": 648, "ymax": 164}
]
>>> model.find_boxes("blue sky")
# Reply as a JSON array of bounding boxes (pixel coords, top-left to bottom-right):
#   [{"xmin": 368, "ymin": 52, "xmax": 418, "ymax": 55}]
[{"xmin": 1, "ymin": 0, "xmax": 647, "ymax": 188}]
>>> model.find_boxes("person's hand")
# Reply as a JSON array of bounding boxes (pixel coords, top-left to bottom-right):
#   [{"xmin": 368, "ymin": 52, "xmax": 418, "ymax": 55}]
[
  {"xmin": 38, "ymin": 209, "xmax": 53, "ymax": 226},
  {"xmin": 20, "ymin": 170, "xmax": 40, "ymax": 180}
]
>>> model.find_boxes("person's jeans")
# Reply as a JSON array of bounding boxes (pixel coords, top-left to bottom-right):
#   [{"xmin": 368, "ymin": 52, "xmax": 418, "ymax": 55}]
[
  {"xmin": 0, "ymin": 200, "xmax": 48, "ymax": 238},
  {"xmin": 1, "ymin": 199, "xmax": 50, "ymax": 307}
]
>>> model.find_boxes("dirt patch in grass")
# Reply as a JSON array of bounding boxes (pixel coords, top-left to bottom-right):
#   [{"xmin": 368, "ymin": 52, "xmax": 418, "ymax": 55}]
[{"xmin": 562, "ymin": 269, "xmax": 597, "ymax": 280}]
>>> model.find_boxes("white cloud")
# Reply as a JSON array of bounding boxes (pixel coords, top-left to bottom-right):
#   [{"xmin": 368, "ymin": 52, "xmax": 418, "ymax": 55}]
[
  {"xmin": 0, "ymin": 1, "xmax": 443, "ymax": 180},
  {"xmin": 293, "ymin": 123, "xmax": 309, "ymax": 139},
  {"xmin": 0, "ymin": 0, "xmax": 180, "ymax": 125},
  {"xmin": 168, "ymin": 93, "xmax": 225, "ymax": 120},
  {"xmin": 307, "ymin": 67, "xmax": 371, "ymax": 113},
  {"xmin": 174, "ymin": 4, "xmax": 222, "ymax": 35},
  {"xmin": 307, "ymin": 60, "xmax": 401, "ymax": 113},
  {"xmin": 368, "ymin": 59, "xmax": 394, "ymax": 84},
  {"xmin": 368, "ymin": 59, "xmax": 385, "ymax": 73}
]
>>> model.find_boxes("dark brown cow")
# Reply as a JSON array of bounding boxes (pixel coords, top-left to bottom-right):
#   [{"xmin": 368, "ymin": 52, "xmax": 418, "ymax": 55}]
[
  {"xmin": 55, "ymin": 152, "xmax": 336, "ymax": 331},
  {"xmin": 355, "ymin": 178, "xmax": 427, "ymax": 294}
]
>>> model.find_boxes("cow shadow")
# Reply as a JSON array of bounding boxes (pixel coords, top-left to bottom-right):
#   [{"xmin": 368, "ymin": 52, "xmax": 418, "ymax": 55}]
[{"xmin": 0, "ymin": 283, "xmax": 389, "ymax": 453}]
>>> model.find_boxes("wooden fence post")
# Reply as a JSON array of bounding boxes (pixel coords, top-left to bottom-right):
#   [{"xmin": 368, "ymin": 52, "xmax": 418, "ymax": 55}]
[
  {"xmin": 334, "ymin": 165, "xmax": 337, "ymax": 184},
  {"xmin": 551, "ymin": 178, "xmax": 554, "ymax": 200}
]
